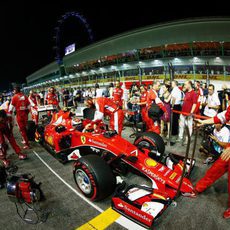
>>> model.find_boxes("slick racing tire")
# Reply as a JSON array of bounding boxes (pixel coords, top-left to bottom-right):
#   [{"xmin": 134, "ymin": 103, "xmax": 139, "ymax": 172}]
[
  {"xmin": 134, "ymin": 132, "xmax": 165, "ymax": 161},
  {"xmin": 73, "ymin": 155, "xmax": 116, "ymax": 201},
  {"xmin": 27, "ymin": 120, "xmax": 36, "ymax": 141}
]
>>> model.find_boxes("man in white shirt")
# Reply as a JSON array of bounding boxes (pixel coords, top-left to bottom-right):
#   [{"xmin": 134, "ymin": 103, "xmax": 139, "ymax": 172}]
[
  {"xmin": 95, "ymin": 84, "xmax": 104, "ymax": 98},
  {"xmin": 203, "ymin": 84, "xmax": 220, "ymax": 117},
  {"xmin": 170, "ymin": 80, "xmax": 182, "ymax": 136}
]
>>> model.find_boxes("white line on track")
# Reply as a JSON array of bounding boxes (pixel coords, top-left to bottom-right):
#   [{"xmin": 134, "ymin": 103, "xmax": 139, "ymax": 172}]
[{"xmin": 32, "ymin": 150, "xmax": 145, "ymax": 230}]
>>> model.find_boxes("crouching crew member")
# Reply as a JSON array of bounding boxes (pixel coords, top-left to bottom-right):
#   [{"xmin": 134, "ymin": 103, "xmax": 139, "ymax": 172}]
[
  {"xmin": 195, "ymin": 105, "xmax": 230, "ymax": 219},
  {"xmin": 0, "ymin": 110, "xmax": 27, "ymax": 167},
  {"xmin": 85, "ymin": 97, "xmax": 124, "ymax": 135},
  {"xmin": 146, "ymin": 81, "xmax": 167, "ymax": 134},
  {"xmin": 9, "ymin": 86, "xmax": 30, "ymax": 149}
]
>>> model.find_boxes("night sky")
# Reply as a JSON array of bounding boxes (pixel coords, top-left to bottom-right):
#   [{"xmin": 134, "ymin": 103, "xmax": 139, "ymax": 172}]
[{"xmin": 1, "ymin": 0, "xmax": 229, "ymax": 90}]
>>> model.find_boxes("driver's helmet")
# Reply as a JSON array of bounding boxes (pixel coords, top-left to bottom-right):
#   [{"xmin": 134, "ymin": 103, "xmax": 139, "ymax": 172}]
[{"xmin": 72, "ymin": 118, "xmax": 83, "ymax": 131}]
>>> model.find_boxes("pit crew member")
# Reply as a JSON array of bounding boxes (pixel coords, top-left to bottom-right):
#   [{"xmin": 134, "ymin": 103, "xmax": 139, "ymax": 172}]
[
  {"xmin": 146, "ymin": 81, "xmax": 167, "ymax": 134},
  {"xmin": 112, "ymin": 80, "xmax": 123, "ymax": 108},
  {"xmin": 0, "ymin": 109, "xmax": 27, "ymax": 167},
  {"xmin": 9, "ymin": 86, "xmax": 30, "ymax": 149},
  {"xmin": 85, "ymin": 97, "xmax": 124, "ymax": 135}
]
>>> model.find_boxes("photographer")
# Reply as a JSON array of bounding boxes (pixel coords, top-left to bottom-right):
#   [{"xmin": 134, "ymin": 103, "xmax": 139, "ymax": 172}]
[
  {"xmin": 201, "ymin": 124, "xmax": 230, "ymax": 164},
  {"xmin": 203, "ymin": 84, "xmax": 220, "ymax": 117},
  {"xmin": 195, "ymin": 105, "xmax": 230, "ymax": 219}
]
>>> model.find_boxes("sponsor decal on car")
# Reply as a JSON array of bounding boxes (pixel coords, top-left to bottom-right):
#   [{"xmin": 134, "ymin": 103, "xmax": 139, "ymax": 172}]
[
  {"xmin": 158, "ymin": 166, "xmax": 165, "ymax": 172},
  {"xmin": 90, "ymin": 147, "xmax": 100, "ymax": 153},
  {"xmin": 142, "ymin": 167, "xmax": 165, "ymax": 184},
  {"xmin": 81, "ymin": 136, "xmax": 86, "ymax": 144},
  {"xmin": 145, "ymin": 158, "xmax": 158, "ymax": 168},
  {"xmin": 117, "ymin": 202, "xmax": 152, "ymax": 223},
  {"xmin": 88, "ymin": 139, "xmax": 107, "ymax": 148},
  {"xmin": 163, "ymin": 169, "xmax": 171, "ymax": 177},
  {"xmin": 169, "ymin": 172, "xmax": 177, "ymax": 180}
]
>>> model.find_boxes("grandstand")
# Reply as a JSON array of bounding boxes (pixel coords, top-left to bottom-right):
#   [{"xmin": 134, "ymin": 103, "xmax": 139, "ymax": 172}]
[{"xmin": 25, "ymin": 17, "xmax": 230, "ymax": 91}]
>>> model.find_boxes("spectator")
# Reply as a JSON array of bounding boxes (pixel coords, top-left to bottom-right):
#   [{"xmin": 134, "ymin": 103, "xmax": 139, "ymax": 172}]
[
  {"xmin": 95, "ymin": 84, "xmax": 103, "ymax": 98},
  {"xmin": 177, "ymin": 81, "xmax": 197, "ymax": 143},
  {"xmin": 62, "ymin": 88, "xmax": 70, "ymax": 107},
  {"xmin": 160, "ymin": 84, "xmax": 171, "ymax": 138},
  {"xmin": 203, "ymin": 84, "xmax": 220, "ymax": 117},
  {"xmin": 109, "ymin": 83, "xmax": 114, "ymax": 99},
  {"xmin": 202, "ymin": 82, "xmax": 208, "ymax": 97},
  {"xmin": 194, "ymin": 81, "xmax": 204, "ymax": 115},
  {"xmin": 39, "ymin": 91, "xmax": 44, "ymax": 105},
  {"xmin": 170, "ymin": 80, "xmax": 182, "ymax": 137},
  {"xmin": 102, "ymin": 86, "xmax": 110, "ymax": 98}
]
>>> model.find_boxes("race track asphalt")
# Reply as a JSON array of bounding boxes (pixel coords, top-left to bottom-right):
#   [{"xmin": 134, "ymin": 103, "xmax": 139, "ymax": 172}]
[{"xmin": 0, "ymin": 117, "xmax": 229, "ymax": 230}]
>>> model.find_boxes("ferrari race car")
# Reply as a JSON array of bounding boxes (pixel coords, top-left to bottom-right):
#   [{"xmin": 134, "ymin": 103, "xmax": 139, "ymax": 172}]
[{"xmin": 34, "ymin": 109, "xmax": 196, "ymax": 228}]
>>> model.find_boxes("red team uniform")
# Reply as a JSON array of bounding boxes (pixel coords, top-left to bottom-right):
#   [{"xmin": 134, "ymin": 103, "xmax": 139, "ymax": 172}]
[
  {"xmin": 94, "ymin": 97, "xmax": 124, "ymax": 135},
  {"xmin": 112, "ymin": 88, "xmax": 123, "ymax": 108},
  {"xmin": 0, "ymin": 113, "xmax": 26, "ymax": 166},
  {"xmin": 195, "ymin": 106, "xmax": 230, "ymax": 218},
  {"xmin": 45, "ymin": 92, "xmax": 59, "ymax": 106},
  {"xmin": 146, "ymin": 89, "xmax": 166, "ymax": 134},
  {"xmin": 9, "ymin": 91, "xmax": 30, "ymax": 147},
  {"xmin": 28, "ymin": 93, "xmax": 40, "ymax": 125}
]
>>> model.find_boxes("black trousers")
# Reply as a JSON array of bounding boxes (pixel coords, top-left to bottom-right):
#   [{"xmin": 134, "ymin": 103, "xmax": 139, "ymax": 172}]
[{"xmin": 171, "ymin": 104, "xmax": 181, "ymax": 136}]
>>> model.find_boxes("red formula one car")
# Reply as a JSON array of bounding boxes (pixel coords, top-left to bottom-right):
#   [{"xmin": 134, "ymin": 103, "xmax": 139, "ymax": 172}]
[{"xmin": 35, "ymin": 109, "xmax": 195, "ymax": 228}]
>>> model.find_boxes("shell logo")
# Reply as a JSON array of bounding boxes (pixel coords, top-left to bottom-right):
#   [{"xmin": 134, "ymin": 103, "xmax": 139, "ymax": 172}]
[
  {"xmin": 46, "ymin": 136, "xmax": 54, "ymax": 146},
  {"xmin": 145, "ymin": 158, "xmax": 158, "ymax": 168}
]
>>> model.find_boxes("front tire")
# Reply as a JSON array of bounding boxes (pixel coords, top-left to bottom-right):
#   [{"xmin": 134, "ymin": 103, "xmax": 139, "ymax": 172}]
[
  {"xmin": 134, "ymin": 132, "xmax": 165, "ymax": 161},
  {"xmin": 73, "ymin": 155, "xmax": 116, "ymax": 201}
]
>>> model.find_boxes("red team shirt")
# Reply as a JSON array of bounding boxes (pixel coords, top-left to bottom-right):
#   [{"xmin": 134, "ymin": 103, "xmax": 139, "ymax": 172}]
[
  {"xmin": 45, "ymin": 93, "xmax": 59, "ymax": 105},
  {"xmin": 95, "ymin": 97, "xmax": 119, "ymax": 116},
  {"xmin": 182, "ymin": 90, "xmax": 197, "ymax": 113},
  {"xmin": 10, "ymin": 92, "xmax": 30, "ymax": 113},
  {"xmin": 140, "ymin": 91, "xmax": 148, "ymax": 107},
  {"xmin": 28, "ymin": 95, "xmax": 39, "ymax": 107},
  {"xmin": 112, "ymin": 88, "xmax": 123, "ymax": 107}
]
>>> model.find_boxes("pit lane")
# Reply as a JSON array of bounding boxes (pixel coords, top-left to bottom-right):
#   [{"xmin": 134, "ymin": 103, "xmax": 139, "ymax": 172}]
[{"xmin": 0, "ymin": 123, "xmax": 229, "ymax": 230}]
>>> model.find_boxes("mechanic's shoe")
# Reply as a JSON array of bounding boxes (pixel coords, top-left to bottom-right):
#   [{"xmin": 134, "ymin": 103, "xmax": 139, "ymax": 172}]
[
  {"xmin": 203, "ymin": 157, "xmax": 214, "ymax": 165},
  {"xmin": 23, "ymin": 145, "xmax": 30, "ymax": 150},
  {"xmin": 223, "ymin": 208, "xmax": 230, "ymax": 219},
  {"xmin": 2, "ymin": 159, "xmax": 10, "ymax": 168},
  {"xmin": 18, "ymin": 153, "xmax": 27, "ymax": 160},
  {"xmin": 182, "ymin": 191, "xmax": 197, "ymax": 198}
]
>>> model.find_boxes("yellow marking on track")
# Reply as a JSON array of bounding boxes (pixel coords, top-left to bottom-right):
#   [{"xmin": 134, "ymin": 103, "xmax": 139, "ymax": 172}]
[{"xmin": 77, "ymin": 208, "xmax": 120, "ymax": 230}]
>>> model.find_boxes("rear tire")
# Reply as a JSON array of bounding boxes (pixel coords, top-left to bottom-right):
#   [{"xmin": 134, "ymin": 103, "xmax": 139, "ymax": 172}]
[
  {"xmin": 73, "ymin": 155, "xmax": 116, "ymax": 201},
  {"xmin": 134, "ymin": 132, "xmax": 165, "ymax": 161}
]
